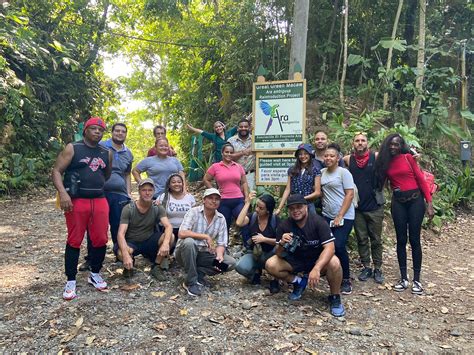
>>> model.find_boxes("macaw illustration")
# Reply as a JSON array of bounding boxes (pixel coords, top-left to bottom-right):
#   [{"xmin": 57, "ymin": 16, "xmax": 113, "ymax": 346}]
[{"xmin": 260, "ymin": 101, "xmax": 279, "ymax": 134}]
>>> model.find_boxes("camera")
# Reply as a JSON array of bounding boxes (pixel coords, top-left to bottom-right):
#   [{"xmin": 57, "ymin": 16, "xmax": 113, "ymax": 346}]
[{"xmin": 283, "ymin": 234, "xmax": 304, "ymax": 253}]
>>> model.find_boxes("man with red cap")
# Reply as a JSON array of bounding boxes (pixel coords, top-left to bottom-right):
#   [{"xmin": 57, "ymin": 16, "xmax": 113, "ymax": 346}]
[{"xmin": 52, "ymin": 117, "xmax": 112, "ymax": 300}]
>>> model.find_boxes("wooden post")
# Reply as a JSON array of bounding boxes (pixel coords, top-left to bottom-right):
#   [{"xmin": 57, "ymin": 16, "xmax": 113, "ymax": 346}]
[{"xmin": 460, "ymin": 40, "xmax": 468, "ymax": 131}]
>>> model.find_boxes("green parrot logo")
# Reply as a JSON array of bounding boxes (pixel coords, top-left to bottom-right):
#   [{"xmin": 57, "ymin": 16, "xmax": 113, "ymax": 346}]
[{"xmin": 260, "ymin": 101, "xmax": 283, "ymax": 133}]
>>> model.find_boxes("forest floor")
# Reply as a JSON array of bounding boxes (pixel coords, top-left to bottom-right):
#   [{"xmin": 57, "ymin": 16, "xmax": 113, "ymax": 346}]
[{"xmin": 0, "ymin": 187, "xmax": 473, "ymax": 353}]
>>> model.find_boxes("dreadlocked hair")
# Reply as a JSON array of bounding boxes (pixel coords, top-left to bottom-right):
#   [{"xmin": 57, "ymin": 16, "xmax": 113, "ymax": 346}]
[{"xmin": 374, "ymin": 133, "xmax": 410, "ymax": 190}]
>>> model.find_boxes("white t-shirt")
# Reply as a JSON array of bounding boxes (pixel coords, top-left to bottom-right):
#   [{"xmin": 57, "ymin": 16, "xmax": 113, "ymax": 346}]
[
  {"xmin": 158, "ymin": 193, "xmax": 196, "ymax": 229},
  {"xmin": 321, "ymin": 167, "xmax": 355, "ymax": 220}
]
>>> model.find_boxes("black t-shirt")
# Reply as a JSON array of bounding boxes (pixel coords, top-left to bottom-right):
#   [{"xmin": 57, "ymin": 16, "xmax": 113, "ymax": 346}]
[
  {"xmin": 247, "ymin": 213, "xmax": 279, "ymax": 253},
  {"xmin": 64, "ymin": 141, "xmax": 110, "ymax": 198},
  {"xmin": 276, "ymin": 212, "xmax": 334, "ymax": 259}
]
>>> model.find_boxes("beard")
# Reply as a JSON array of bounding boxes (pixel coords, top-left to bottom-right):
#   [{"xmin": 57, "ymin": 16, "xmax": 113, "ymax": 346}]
[
  {"xmin": 239, "ymin": 130, "xmax": 249, "ymax": 138},
  {"xmin": 112, "ymin": 137, "xmax": 125, "ymax": 145}
]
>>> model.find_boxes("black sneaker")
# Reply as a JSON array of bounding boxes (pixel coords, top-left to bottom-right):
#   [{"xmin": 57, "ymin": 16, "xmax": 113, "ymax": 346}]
[
  {"xmin": 269, "ymin": 280, "xmax": 281, "ymax": 294},
  {"xmin": 78, "ymin": 260, "xmax": 91, "ymax": 272},
  {"xmin": 358, "ymin": 267, "xmax": 373, "ymax": 281},
  {"xmin": 373, "ymin": 269, "xmax": 384, "ymax": 284},
  {"xmin": 393, "ymin": 279, "xmax": 409, "ymax": 292},
  {"xmin": 411, "ymin": 281, "xmax": 424, "ymax": 295},
  {"xmin": 150, "ymin": 265, "xmax": 166, "ymax": 281},
  {"xmin": 197, "ymin": 275, "xmax": 212, "ymax": 288},
  {"xmin": 123, "ymin": 268, "xmax": 134, "ymax": 279},
  {"xmin": 250, "ymin": 273, "xmax": 261, "ymax": 285},
  {"xmin": 341, "ymin": 279, "xmax": 353, "ymax": 295},
  {"xmin": 183, "ymin": 282, "xmax": 201, "ymax": 296}
]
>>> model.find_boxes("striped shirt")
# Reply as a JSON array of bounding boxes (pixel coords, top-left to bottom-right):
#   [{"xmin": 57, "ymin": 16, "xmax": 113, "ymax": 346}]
[{"xmin": 177, "ymin": 205, "xmax": 228, "ymax": 248}]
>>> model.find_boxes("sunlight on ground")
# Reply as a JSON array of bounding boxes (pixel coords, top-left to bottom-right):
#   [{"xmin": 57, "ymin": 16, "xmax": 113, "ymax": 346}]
[{"xmin": 0, "ymin": 264, "xmax": 38, "ymax": 289}]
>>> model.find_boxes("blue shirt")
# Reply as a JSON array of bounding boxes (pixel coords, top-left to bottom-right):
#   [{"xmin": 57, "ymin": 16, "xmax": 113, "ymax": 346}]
[{"xmin": 99, "ymin": 139, "xmax": 133, "ymax": 196}]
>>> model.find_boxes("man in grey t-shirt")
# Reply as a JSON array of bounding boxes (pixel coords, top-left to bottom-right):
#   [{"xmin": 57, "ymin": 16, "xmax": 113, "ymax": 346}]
[{"xmin": 117, "ymin": 178, "xmax": 174, "ymax": 280}]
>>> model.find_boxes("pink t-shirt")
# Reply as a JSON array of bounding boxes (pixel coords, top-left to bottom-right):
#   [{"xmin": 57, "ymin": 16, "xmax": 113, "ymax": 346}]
[{"xmin": 207, "ymin": 161, "xmax": 245, "ymax": 199}]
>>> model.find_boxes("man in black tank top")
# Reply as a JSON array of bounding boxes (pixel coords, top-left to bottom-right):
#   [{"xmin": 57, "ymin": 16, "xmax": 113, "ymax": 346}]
[
  {"xmin": 52, "ymin": 117, "xmax": 112, "ymax": 300},
  {"xmin": 343, "ymin": 133, "xmax": 385, "ymax": 284}
]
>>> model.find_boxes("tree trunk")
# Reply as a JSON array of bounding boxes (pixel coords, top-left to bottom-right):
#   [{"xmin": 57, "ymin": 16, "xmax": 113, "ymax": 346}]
[
  {"xmin": 84, "ymin": 0, "xmax": 110, "ymax": 69},
  {"xmin": 289, "ymin": 0, "xmax": 309, "ymax": 79},
  {"xmin": 339, "ymin": 0, "xmax": 348, "ymax": 105},
  {"xmin": 320, "ymin": 0, "xmax": 339, "ymax": 86},
  {"xmin": 409, "ymin": 0, "xmax": 426, "ymax": 127},
  {"xmin": 383, "ymin": 0, "xmax": 404, "ymax": 110}
]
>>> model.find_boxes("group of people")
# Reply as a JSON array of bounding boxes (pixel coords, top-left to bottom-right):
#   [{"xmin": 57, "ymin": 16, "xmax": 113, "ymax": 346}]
[{"xmin": 52, "ymin": 116, "xmax": 434, "ymax": 318}]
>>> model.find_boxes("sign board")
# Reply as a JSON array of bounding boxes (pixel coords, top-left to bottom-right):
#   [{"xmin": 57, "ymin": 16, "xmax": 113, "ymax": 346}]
[
  {"xmin": 252, "ymin": 80, "xmax": 306, "ymax": 151},
  {"xmin": 256, "ymin": 154, "xmax": 295, "ymax": 185}
]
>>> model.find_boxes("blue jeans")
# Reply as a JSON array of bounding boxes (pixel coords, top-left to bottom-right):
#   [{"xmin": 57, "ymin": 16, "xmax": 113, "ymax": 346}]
[
  {"xmin": 324, "ymin": 217, "xmax": 354, "ymax": 280},
  {"xmin": 235, "ymin": 250, "xmax": 275, "ymax": 280},
  {"xmin": 218, "ymin": 197, "xmax": 245, "ymax": 232}
]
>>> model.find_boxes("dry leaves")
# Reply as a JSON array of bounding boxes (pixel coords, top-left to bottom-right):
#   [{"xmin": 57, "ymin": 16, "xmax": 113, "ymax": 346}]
[
  {"xmin": 120, "ymin": 283, "xmax": 140, "ymax": 291},
  {"xmin": 60, "ymin": 316, "xmax": 83, "ymax": 343}
]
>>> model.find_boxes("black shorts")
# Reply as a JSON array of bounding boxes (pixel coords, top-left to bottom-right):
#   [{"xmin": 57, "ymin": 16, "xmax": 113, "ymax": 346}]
[
  {"xmin": 284, "ymin": 251, "xmax": 321, "ymax": 273},
  {"xmin": 127, "ymin": 232, "xmax": 161, "ymax": 262}
]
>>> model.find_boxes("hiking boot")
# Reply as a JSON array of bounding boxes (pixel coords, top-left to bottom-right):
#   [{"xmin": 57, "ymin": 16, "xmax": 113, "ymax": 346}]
[
  {"xmin": 411, "ymin": 281, "xmax": 424, "ymax": 295},
  {"xmin": 150, "ymin": 265, "xmax": 167, "ymax": 281},
  {"xmin": 328, "ymin": 294, "xmax": 346, "ymax": 317},
  {"xmin": 123, "ymin": 268, "xmax": 134, "ymax": 279},
  {"xmin": 269, "ymin": 279, "xmax": 281, "ymax": 294},
  {"xmin": 183, "ymin": 282, "xmax": 201, "ymax": 297},
  {"xmin": 197, "ymin": 275, "xmax": 212, "ymax": 288},
  {"xmin": 358, "ymin": 267, "xmax": 373, "ymax": 281},
  {"xmin": 63, "ymin": 281, "xmax": 77, "ymax": 301},
  {"xmin": 341, "ymin": 279, "xmax": 353, "ymax": 295},
  {"xmin": 78, "ymin": 260, "xmax": 91, "ymax": 272},
  {"xmin": 373, "ymin": 269, "xmax": 384, "ymax": 284},
  {"xmin": 393, "ymin": 279, "xmax": 409, "ymax": 292},
  {"xmin": 88, "ymin": 273, "xmax": 107, "ymax": 291},
  {"xmin": 250, "ymin": 273, "xmax": 261, "ymax": 285},
  {"xmin": 288, "ymin": 275, "xmax": 308, "ymax": 301}
]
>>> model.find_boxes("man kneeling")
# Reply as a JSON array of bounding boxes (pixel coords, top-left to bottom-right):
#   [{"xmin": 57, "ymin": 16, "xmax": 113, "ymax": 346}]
[
  {"xmin": 176, "ymin": 188, "xmax": 236, "ymax": 296},
  {"xmin": 117, "ymin": 178, "xmax": 174, "ymax": 280},
  {"xmin": 265, "ymin": 194, "xmax": 345, "ymax": 317}
]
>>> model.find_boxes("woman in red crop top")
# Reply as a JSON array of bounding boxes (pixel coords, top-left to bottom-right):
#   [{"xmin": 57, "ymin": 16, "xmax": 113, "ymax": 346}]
[{"xmin": 375, "ymin": 133, "xmax": 434, "ymax": 296}]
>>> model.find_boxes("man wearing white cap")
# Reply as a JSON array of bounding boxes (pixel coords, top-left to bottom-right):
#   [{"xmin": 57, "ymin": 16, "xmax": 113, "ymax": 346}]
[{"xmin": 176, "ymin": 188, "xmax": 236, "ymax": 296}]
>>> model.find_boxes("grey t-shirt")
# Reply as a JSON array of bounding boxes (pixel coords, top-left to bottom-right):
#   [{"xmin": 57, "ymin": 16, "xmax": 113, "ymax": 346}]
[
  {"xmin": 135, "ymin": 156, "xmax": 184, "ymax": 196},
  {"xmin": 321, "ymin": 167, "xmax": 355, "ymax": 220},
  {"xmin": 120, "ymin": 203, "xmax": 166, "ymax": 243}
]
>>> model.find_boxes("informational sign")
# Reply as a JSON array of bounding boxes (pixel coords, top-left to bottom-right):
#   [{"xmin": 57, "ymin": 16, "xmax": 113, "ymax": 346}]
[
  {"xmin": 252, "ymin": 80, "xmax": 306, "ymax": 151},
  {"xmin": 256, "ymin": 154, "xmax": 295, "ymax": 185}
]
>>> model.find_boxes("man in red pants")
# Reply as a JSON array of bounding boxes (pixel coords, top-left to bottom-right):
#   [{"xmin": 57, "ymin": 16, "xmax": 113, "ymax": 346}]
[{"xmin": 52, "ymin": 117, "xmax": 112, "ymax": 300}]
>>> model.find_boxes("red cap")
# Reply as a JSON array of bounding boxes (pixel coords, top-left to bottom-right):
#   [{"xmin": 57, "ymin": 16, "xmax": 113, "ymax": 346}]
[{"xmin": 84, "ymin": 117, "xmax": 106, "ymax": 131}]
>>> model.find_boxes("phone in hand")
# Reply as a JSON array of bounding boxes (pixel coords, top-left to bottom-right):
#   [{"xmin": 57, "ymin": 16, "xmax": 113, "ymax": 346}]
[
  {"xmin": 212, "ymin": 259, "xmax": 229, "ymax": 272},
  {"xmin": 329, "ymin": 219, "xmax": 344, "ymax": 228}
]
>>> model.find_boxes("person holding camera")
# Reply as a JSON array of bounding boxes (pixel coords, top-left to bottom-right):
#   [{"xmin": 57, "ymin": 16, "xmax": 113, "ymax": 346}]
[
  {"xmin": 52, "ymin": 117, "xmax": 112, "ymax": 300},
  {"xmin": 176, "ymin": 188, "xmax": 236, "ymax": 297},
  {"xmin": 265, "ymin": 194, "xmax": 346, "ymax": 317},
  {"xmin": 234, "ymin": 191, "xmax": 280, "ymax": 292}
]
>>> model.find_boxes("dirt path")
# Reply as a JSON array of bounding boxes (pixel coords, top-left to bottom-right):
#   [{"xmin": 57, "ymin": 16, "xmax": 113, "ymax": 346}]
[{"xmin": 0, "ymin": 189, "xmax": 473, "ymax": 352}]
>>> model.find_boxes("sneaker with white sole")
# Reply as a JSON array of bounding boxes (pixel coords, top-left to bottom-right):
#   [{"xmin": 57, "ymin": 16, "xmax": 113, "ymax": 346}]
[
  {"xmin": 411, "ymin": 280, "xmax": 424, "ymax": 295},
  {"xmin": 88, "ymin": 273, "xmax": 107, "ymax": 291},
  {"xmin": 393, "ymin": 279, "xmax": 409, "ymax": 292},
  {"xmin": 183, "ymin": 282, "xmax": 201, "ymax": 296},
  {"xmin": 63, "ymin": 281, "xmax": 77, "ymax": 300}
]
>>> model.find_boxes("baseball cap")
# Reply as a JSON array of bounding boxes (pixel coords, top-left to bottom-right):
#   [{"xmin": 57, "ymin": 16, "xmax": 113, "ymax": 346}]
[
  {"xmin": 138, "ymin": 178, "xmax": 155, "ymax": 189},
  {"xmin": 295, "ymin": 143, "xmax": 314, "ymax": 157},
  {"xmin": 286, "ymin": 193, "xmax": 308, "ymax": 206},
  {"xmin": 84, "ymin": 117, "xmax": 106, "ymax": 131},
  {"xmin": 203, "ymin": 188, "xmax": 221, "ymax": 198}
]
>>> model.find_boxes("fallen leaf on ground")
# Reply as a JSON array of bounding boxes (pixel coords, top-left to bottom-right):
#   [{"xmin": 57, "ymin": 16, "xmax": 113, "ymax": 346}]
[
  {"xmin": 152, "ymin": 323, "xmax": 168, "ymax": 331},
  {"xmin": 169, "ymin": 294, "xmax": 179, "ymax": 300},
  {"xmin": 75, "ymin": 317, "xmax": 84, "ymax": 328},
  {"xmin": 180, "ymin": 308, "xmax": 188, "ymax": 316},
  {"xmin": 243, "ymin": 320, "xmax": 251, "ymax": 328},
  {"xmin": 120, "ymin": 283, "xmax": 140, "ymax": 291},
  {"xmin": 86, "ymin": 336, "xmax": 95, "ymax": 345},
  {"xmin": 361, "ymin": 292, "xmax": 374, "ymax": 297},
  {"xmin": 274, "ymin": 342, "xmax": 293, "ymax": 350},
  {"xmin": 151, "ymin": 291, "xmax": 166, "ymax": 298},
  {"xmin": 201, "ymin": 337, "xmax": 214, "ymax": 343},
  {"xmin": 441, "ymin": 307, "xmax": 449, "ymax": 314},
  {"xmin": 293, "ymin": 327, "xmax": 305, "ymax": 334},
  {"xmin": 304, "ymin": 348, "xmax": 318, "ymax": 354},
  {"xmin": 439, "ymin": 344, "xmax": 453, "ymax": 349}
]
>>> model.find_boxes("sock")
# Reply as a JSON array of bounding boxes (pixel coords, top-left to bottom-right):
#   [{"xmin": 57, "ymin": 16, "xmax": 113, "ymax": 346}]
[{"xmin": 292, "ymin": 275, "xmax": 302, "ymax": 284}]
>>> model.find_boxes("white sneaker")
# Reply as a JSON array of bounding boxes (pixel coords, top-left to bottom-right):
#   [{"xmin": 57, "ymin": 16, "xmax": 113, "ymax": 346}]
[
  {"xmin": 411, "ymin": 281, "xmax": 424, "ymax": 295},
  {"xmin": 63, "ymin": 281, "xmax": 77, "ymax": 300},
  {"xmin": 394, "ymin": 279, "xmax": 409, "ymax": 292},
  {"xmin": 88, "ymin": 273, "xmax": 107, "ymax": 291}
]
